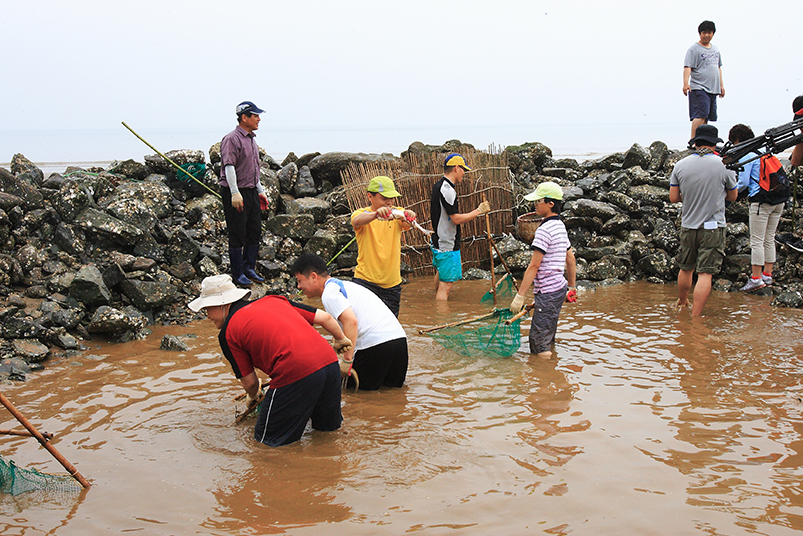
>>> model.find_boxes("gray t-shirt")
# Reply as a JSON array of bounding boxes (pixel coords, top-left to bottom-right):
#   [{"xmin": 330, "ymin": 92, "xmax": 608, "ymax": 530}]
[
  {"xmin": 684, "ymin": 42, "xmax": 722, "ymax": 94},
  {"xmin": 669, "ymin": 152, "xmax": 737, "ymax": 229}
]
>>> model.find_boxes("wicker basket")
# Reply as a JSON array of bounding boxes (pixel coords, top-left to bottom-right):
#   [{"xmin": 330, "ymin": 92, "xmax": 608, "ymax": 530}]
[{"xmin": 516, "ymin": 212, "xmax": 543, "ymax": 245}]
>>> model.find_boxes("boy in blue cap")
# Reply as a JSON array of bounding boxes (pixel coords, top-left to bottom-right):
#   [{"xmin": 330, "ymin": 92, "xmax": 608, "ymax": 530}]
[{"xmin": 430, "ymin": 153, "xmax": 490, "ymax": 301}]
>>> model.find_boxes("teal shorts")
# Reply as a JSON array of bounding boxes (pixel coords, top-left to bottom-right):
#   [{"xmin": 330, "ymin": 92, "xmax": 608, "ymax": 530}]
[{"xmin": 431, "ymin": 247, "xmax": 462, "ymax": 282}]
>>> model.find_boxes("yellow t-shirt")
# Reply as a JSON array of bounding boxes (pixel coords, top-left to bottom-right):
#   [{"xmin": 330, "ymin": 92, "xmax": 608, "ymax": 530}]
[{"xmin": 351, "ymin": 207, "xmax": 406, "ymax": 288}]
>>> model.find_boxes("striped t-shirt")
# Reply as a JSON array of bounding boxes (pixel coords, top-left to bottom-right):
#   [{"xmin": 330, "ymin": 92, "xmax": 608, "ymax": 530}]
[{"xmin": 531, "ymin": 215, "xmax": 570, "ymax": 294}]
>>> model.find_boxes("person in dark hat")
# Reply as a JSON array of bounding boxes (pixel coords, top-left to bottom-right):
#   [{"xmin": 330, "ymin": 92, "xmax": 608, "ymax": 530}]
[
  {"xmin": 219, "ymin": 101, "xmax": 271, "ymax": 287},
  {"xmin": 669, "ymin": 124, "xmax": 738, "ymax": 316},
  {"xmin": 683, "ymin": 20, "xmax": 725, "ymax": 139}
]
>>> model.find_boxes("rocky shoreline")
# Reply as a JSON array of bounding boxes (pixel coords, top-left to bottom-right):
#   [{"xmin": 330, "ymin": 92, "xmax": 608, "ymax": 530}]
[{"xmin": 2, "ymin": 139, "xmax": 803, "ymax": 380}]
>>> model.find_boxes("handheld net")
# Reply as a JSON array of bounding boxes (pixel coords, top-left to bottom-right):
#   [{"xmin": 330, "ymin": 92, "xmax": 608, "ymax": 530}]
[
  {"xmin": 425, "ymin": 308, "xmax": 523, "ymax": 358},
  {"xmin": 177, "ymin": 162, "xmax": 207, "ymax": 183},
  {"xmin": 0, "ymin": 455, "xmax": 82, "ymax": 496},
  {"xmin": 481, "ymin": 273, "xmax": 515, "ymax": 304}
]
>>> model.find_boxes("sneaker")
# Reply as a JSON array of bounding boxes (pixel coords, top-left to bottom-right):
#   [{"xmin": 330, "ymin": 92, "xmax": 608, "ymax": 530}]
[
  {"xmin": 789, "ymin": 240, "xmax": 803, "ymax": 254},
  {"xmin": 741, "ymin": 277, "xmax": 766, "ymax": 292},
  {"xmin": 761, "ymin": 273, "xmax": 773, "ymax": 286},
  {"xmin": 776, "ymin": 233, "xmax": 796, "ymax": 246}
]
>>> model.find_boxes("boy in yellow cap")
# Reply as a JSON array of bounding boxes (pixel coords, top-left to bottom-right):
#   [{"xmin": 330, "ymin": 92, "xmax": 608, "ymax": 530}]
[
  {"xmin": 351, "ymin": 176, "xmax": 416, "ymax": 317},
  {"xmin": 510, "ymin": 182, "xmax": 576, "ymax": 358},
  {"xmin": 430, "ymin": 153, "xmax": 490, "ymax": 300}
]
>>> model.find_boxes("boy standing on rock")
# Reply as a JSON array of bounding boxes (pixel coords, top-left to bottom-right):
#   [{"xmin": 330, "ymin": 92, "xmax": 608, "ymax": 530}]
[
  {"xmin": 683, "ymin": 20, "xmax": 725, "ymax": 140},
  {"xmin": 350, "ymin": 176, "xmax": 416, "ymax": 317},
  {"xmin": 430, "ymin": 153, "xmax": 490, "ymax": 301},
  {"xmin": 219, "ymin": 101, "xmax": 271, "ymax": 287},
  {"xmin": 509, "ymin": 182, "xmax": 577, "ymax": 358}
]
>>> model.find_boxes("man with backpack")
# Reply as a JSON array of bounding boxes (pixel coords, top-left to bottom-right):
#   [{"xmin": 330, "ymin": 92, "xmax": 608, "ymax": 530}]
[
  {"xmin": 669, "ymin": 125, "xmax": 738, "ymax": 316},
  {"xmin": 728, "ymin": 124, "xmax": 789, "ymax": 292}
]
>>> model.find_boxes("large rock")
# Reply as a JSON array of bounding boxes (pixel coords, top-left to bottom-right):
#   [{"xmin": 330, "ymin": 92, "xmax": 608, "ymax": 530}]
[
  {"xmin": 0, "ymin": 166, "xmax": 44, "ymax": 209},
  {"xmin": 307, "ymin": 152, "xmax": 398, "ymax": 185},
  {"xmin": 294, "ymin": 165, "xmax": 317, "ymax": 198},
  {"xmin": 115, "ymin": 179, "xmax": 174, "ymax": 219},
  {"xmin": 120, "ymin": 279, "xmax": 177, "ymax": 310},
  {"xmin": 104, "ymin": 197, "xmax": 159, "ymax": 233},
  {"xmin": 108, "ymin": 159, "xmax": 149, "ymax": 180},
  {"xmin": 265, "ymin": 214, "xmax": 316, "ymax": 241},
  {"xmin": 570, "ymin": 199, "xmax": 619, "ymax": 222},
  {"xmin": 278, "ymin": 162, "xmax": 298, "ymax": 195},
  {"xmin": 10, "ymin": 154, "xmax": 45, "ymax": 186},
  {"xmin": 285, "ymin": 197, "xmax": 332, "ymax": 223},
  {"xmin": 51, "ymin": 180, "xmax": 95, "ymax": 222},
  {"xmin": 73, "ymin": 208, "xmax": 144, "ymax": 244},
  {"xmin": 87, "ymin": 306, "xmax": 147, "ymax": 334},
  {"xmin": 621, "ymin": 143, "xmax": 651, "ymax": 170},
  {"xmin": 165, "ymin": 228, "xmax": 201, "ymax": 265},
  {"xmin": 70, "ymin": 265, "xmax": 112, "ymax": 306}
]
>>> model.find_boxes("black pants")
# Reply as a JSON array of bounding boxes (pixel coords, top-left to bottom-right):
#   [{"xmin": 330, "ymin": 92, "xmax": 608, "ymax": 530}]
[{"xmin": 221, "ymin": 187, "xmax": 262, "ymax": 248}]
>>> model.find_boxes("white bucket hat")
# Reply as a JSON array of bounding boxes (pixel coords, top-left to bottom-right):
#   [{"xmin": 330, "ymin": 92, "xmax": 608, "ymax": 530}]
[{"xmin": 188, "ymin": 274, "xmax": 251, "ymax": 312}]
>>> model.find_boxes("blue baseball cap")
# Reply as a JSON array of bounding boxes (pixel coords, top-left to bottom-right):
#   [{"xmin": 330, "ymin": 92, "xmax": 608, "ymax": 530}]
[
  {"xmin": 444, "ymin": 153, "xmax": 472, "ymax": 171},
  {"xmin": 235, "ymin": 101, "xmax": 265, "ymax": 115}
]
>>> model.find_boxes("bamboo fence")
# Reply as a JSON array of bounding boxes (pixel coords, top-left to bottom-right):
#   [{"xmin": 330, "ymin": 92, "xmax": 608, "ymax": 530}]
[{"xmin": 340, "ymin": 147, "xmax": 513, "ymax": 276}]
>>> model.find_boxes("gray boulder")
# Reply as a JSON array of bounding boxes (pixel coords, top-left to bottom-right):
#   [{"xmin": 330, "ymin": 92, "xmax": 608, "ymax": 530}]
[
  {"xmin": 70, "ymin": 265, "xmax": 112, "ymax": 306},
  {"xmin": 120, "ymin": 279, "xmax": 177, "ymax": 310},
  {"xmin": 265, "ymin": 214, "xmax": 316, "ymax": 241}
]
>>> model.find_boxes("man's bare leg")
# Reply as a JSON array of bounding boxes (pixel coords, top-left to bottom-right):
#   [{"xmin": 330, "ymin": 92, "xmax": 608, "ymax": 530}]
[
  {"xmin": 677, "ymin": 268, "xmax": 694, "ymax": 309},
  {"xmin": 436, "ymin": 281, "xmax": 453, "ymax": 301},
  {"xmin": 691, "ymin": 273, "xmax": 713, "ymax": 317},
  {"xmin": 691, "ymin": 118, "xmax": 707, "ymax": 139}
]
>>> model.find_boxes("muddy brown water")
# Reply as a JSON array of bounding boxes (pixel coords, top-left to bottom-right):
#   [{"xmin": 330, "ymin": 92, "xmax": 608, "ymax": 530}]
[{"xmin": 2, "ymin": 279, "xmax": 803, "ymax": 535}]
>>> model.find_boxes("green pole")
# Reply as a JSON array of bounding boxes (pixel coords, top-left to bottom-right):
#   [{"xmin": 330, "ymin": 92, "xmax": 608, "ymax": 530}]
[{"xmin": 121, "ymin": 121, "xmax": 221, "ymax": 199}]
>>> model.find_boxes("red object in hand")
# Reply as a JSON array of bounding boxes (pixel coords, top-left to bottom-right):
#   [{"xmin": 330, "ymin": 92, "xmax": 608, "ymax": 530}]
[
  {"xmin": 259, "ymin": 196, "xmax": 269, "ymax": 211},
  {"xmin": 566, "ymin": 289, "xmax": 577, "ymax": 303}
]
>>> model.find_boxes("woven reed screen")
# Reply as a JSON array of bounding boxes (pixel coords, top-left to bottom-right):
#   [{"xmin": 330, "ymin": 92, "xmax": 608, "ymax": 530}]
[{"xmin": 340, "ymin": 148, "xmax": 513, "ymax": 276}]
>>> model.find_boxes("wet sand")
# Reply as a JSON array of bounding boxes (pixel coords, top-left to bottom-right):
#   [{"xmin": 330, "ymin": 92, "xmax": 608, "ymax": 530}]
[{"xmin": 2, "ymin": 279, "xmax": 803, "ymax": 535}]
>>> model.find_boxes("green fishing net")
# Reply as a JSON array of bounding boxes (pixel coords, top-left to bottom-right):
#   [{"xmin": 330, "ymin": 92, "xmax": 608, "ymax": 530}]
[
  {"xmin": 0, "ymin": 455, "xmax": 81, "ymax": 495},
  {"xmin": 481, "ymin": 273, "xmax": 515, "ymax": 304},
  {"xmin": 177, "ymin": 162, "xmax": 206, "ymax": 183},
  {"xmin": 427, "ymin": 308, "xmax": 523, "ymax": 358}
]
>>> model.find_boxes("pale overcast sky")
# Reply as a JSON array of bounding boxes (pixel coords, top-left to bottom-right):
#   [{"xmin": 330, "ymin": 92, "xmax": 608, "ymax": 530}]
[{"xmin": 2, "ymin": 1, "xmax": 801, "ymax": 164}]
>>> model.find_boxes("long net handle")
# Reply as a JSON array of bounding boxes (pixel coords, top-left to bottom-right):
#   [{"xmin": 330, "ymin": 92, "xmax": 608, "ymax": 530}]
[
  {"xmin": 0, "ymin": 392, "xmax": 90, "ymax": 488},
  {"xmin": 483, "ymin": 194, "xmax": 497, "ymax": 306}
]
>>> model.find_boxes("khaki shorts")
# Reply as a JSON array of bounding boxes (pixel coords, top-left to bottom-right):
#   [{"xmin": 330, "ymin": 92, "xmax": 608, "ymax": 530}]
[{"xmin": 677, "ymin": 227, "xmax": 726, "ymax": 273}]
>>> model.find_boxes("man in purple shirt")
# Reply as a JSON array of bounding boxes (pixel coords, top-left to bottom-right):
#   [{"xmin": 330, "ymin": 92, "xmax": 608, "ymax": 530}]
[{"xmin": 220, "ymin": 101, "xmax": 270, "ymax": 287}]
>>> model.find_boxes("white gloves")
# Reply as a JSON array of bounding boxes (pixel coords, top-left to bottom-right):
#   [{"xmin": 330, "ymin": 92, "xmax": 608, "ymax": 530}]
[
  {"xmin": 333, "ymin": 337, "xmax": 353, "ymax": 354},
  {"xmin": 476, "ymin": 200, "xmax": 491, "ymax": 215},
  {"xmin": 509, "ymin": 293, "xmax": 527, "ymax": 314}
]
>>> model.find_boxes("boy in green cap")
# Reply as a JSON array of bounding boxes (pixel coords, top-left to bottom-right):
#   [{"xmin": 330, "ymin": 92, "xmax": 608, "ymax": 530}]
[
  {"xmin": 510, "ymin": 181, "xmax": 576, "ymax": 358},
  {"xmin": 351, "ymin": 176, "xmax": 416, "ymax": 317}
]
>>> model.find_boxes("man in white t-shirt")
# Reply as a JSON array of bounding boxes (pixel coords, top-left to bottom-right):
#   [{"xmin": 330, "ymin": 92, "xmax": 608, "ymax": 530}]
[{"xmin": 291, "ymin": 253, "xmax": 408, "ymax": 391}]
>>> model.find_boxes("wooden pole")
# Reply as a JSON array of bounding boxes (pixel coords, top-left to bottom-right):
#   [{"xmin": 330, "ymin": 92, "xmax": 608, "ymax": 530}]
[
  {"xmin": 505, "ymin": 302, "xmax": 535, "ymax": 325},
  {"xmin": 483, "ymin": 194, "xmax": 497, "ymax": 306},
  {"xmin": 0, "ymin": 392, "xmax": 90, "ymax": 488},
  {"xmin": 419, "ymin": 309, "xmax": 500, "ymax": 334},
  {"xmin": 0, "ymin": 428, "xmax": 54, "ymax": 440}
]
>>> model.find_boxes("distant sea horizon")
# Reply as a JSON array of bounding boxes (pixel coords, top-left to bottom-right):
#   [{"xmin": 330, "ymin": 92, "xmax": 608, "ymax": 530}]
[{"xmin": 3, "ymin": 121, "xmax": 791, "ymax": 178}]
